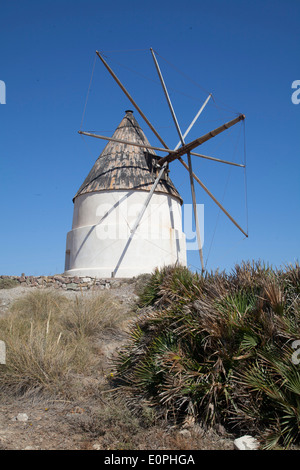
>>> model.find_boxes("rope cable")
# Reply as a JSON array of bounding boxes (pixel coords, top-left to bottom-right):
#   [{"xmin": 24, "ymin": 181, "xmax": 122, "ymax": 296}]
[
  {"xmin": 204, "ymin": 122, "xmax": 244, "ymax": 268},
  {"xmin": 153, "ymin": 49, "xmax": 241, "ymax": 116},
  {"xmin": 207, "ymin": 235, "xmax": 248, "ymax": 269},
  {"xmin": 143, "ymin": 234, "xmax": 203, "ymax": 274},
  {"xmin": 243, "ymin": 120, "xmax": 249, "ymax": 236},
  {"xmin": 80, "ymin": 53, "xmax": 97, "ymax": 130},
  {"xmin": 99, "ymin": 49, "xmax": 150, "ymax": 53},
  {"xmin": 153, "ymin": 49, "xmax": 212, "ymax": 97},
  {"xmin": 101, "ymin": 53, "xmax": 214, "ymax": 105},
  {"xmin": 98, "ymin": 50, "xmax": 240, "ymax": 123}
]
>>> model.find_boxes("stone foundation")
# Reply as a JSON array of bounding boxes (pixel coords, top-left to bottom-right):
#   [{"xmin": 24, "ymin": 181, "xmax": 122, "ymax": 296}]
[{"xmin": 0, "ymin": 275, "xmax": 127, "ymax": 291}]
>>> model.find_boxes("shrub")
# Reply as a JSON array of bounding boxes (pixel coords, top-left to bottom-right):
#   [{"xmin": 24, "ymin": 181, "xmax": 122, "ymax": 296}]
[
  {"xmin": 115, "ymin": 262, "xmax": 300, "ymax": 448},
  {"xmin": 0, "ymin": 278, "xmax": 19, "ymax": 289}
]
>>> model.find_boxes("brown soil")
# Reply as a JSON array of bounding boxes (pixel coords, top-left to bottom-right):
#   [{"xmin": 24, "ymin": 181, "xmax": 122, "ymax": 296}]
[{"xmin": 0, "ymin": 397, "xmax": 235, "ymax": 450}]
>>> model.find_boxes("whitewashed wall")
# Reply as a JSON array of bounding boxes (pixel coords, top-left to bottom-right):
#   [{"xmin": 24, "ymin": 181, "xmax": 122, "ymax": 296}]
[{"xmin": 65, "ymin": 190, "xmax": 187, "ymax": 278}]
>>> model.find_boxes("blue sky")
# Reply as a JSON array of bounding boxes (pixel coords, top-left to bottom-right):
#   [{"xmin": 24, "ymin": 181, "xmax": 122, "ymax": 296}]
[{"xmin": 0, "ymin": 0, "xmax": 299, "ymax": 276}]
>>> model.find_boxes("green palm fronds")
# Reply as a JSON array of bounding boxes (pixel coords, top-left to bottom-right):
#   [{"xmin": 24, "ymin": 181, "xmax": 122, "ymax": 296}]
[{"xmin": 115, "ymin": 262, "xmax": 300, "ymax": 448}]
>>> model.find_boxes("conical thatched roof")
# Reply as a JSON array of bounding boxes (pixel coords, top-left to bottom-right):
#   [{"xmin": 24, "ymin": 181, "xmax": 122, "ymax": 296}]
[{"xmin": 74, "ymin": 110, "xmax": 182, "ymax": 203}]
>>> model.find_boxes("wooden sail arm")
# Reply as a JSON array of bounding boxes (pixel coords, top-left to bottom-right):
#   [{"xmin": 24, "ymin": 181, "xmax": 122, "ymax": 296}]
[
  {"xmin": 179, "ymin": 157, "xmax": 248, "ymax": 238},
  {"xmin": 190, "ymin": 151, "xmax": 245, "ymax": 167},
  {"xmin": 174, "ymin": 94, "xmax": 212, "ymax": 150},
  {"xmin": 78, "ymin": 131, "xmax": 245, "ymax": 168},
  {"xmin": 95, "ymin": 51, "xmax": 245, "ymax": 168},
  {"xmin": 112, "ymin": 162, "xmax": 169, "ymax": 277},
  {"xmin": 96, "ymin": 50, "xmax": 169, "ymax": 150},
  {"xmin": 78, "ymin": 130, "xmax": 175, "ymax": 154},
  {"xmin": 158, "ymin": 114, "xmax": 245, "ymax": 166},
  {"xmin": 151, "ymin": 48, "xmax": 184, "ymax": 146},
  {"xmin": 151, "ymin": 47, "xmax": 205, "ymax": 270}
]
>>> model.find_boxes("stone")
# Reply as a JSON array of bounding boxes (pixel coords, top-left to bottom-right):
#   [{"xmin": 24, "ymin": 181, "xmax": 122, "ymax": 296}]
[
  {"xmin": 92, "ymin": 443, "xmax": 102, "ymax": 450},
  {"xmin": 16, "ymin": 413, "xmax": 29, "ymax": 422},
  {"xmin": 179, "ymin": 429, "xmax": 191, "ymax": 438},
  {"xmin": 66, "ymin": 283, "xmax": 78, "ymax": 290},
  {"xmin": 0, "ymin": 341, "xmax": 6, "ymax": 364},
  {"xmin": 233, "ymin": 435, "xmax": 259, "ymax": 450}
]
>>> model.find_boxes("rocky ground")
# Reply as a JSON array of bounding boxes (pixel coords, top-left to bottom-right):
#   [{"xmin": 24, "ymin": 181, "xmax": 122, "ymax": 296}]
[
  {"xmin": 0, "ymin": 397, "xmax": 235, "ymax": 451},
  {"xmin": 0, "ymin": 280, "xmax": 237, "ymax": 451}
]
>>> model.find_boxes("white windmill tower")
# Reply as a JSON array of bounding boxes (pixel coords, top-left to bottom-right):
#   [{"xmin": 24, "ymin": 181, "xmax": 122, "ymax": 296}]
[
  {"xmin": 64, "ymin": 108, "xmax": 187, "ymax": 278},
  {"xmin": 64, "ymin": 49, "xmax": 247, "ymax": 278}
]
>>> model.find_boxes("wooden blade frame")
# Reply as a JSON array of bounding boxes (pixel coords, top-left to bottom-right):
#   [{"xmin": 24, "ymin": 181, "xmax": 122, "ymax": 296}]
[
  {"xmin": 150, "ymin": 47, "xmax": 205, "ymax": 270},
  {"xmin": 78, "ymin": 131, "xmax": 245, "ymax": 168},
  {"xmin": 157, "ymin": 114, "xmax": 245, "ymax": 166},
  {"xmin": 88, "ymin": 50, "xmax": 248, "ymax": 273}
]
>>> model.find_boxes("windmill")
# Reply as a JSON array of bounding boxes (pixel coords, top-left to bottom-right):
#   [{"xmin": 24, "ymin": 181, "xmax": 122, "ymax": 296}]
[{"xmin": 64, "ymin": 49, "xmax": 247, "ymax": 278}]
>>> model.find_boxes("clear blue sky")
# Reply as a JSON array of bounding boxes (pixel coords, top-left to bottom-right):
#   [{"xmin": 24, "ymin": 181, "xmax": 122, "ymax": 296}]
[{"xmin": 0, "ymin": 0, "xmax": 299, "ymax": 276}]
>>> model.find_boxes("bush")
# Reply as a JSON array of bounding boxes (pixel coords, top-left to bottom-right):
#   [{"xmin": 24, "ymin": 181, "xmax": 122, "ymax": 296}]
[
  {"xmin": 0, "ymin": 278, "xmax": 19, "ymax": 289},
  {"xmin": 115, "ymin": 262, "xmax": 300, "ymax": 449}
]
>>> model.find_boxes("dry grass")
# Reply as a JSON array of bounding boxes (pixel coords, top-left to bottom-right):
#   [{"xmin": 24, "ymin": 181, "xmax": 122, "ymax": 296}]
[
  {"xmin": 0, "ymin": 290, "xmax": 129, "ymax": 398},
  {"xmin": 0, "ymin": 284, "xmax": 236, "ymax": 450},
  {"xmin": 64, "ymin": 294, "xmax": 128, "ymax": 338},
  {"xmin": 0, "ymin": 278, "xmax": 19, "ymax": 289}
]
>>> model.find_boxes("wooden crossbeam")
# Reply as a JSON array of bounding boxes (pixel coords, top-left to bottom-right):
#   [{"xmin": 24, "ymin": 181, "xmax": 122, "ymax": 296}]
[
  {"xmin": 78, "ymin": 131, "xmax": 244, "ymax": 167},
  {"xmin": 94, "ymin": 49, "xmax": 248, "ymax": 245},
  {"xmin": 150, "ymin": 47, "xmax": 205, "ymax": 271},
  {"xmin": 78, "ymin": 130, "xmax": 174, "ymax": 154},
  {"xmin": 158, "ymin": 114, "xmax": 245, "ymax": 166},
  {"xmin": 178, "ymin": 157, "xmax": 248, "ymax": 238},
  {"xmin": 96, "ymin": 50, "xmax": 169, "ymax": 149}
]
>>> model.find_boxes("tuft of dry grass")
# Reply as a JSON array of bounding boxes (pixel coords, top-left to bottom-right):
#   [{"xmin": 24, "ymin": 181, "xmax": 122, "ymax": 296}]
[
  {"xmin": 0, "ymin": 278, "xmax": 19, "ymax": 289},
  {"xmin": 0, "ymin": 290, "xmax": 129, "ymax": 398},
  {"xmin": 63, "ymin": 294, "xmax": 127, "ymax": 339}
]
